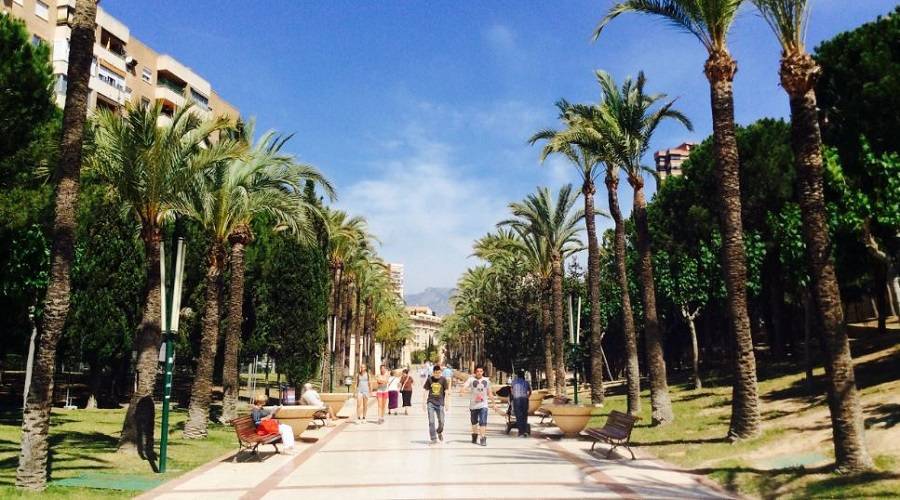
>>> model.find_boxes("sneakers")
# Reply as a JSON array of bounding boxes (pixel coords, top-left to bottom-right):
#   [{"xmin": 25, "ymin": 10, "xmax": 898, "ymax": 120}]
[
  {"xmin": 471, "ymin": 433, "xmax": 478, "ymax": 444},
  {"xmin": 438, "ymin": 432, "xmax": 444, "ymax": 442},
  {"xmin": 480, "ymin": 436, "xmax": 487, "ymax": 447},
  {"xmin": 430, "ymin": 438, "xmax": 438, "ymax": 444}
]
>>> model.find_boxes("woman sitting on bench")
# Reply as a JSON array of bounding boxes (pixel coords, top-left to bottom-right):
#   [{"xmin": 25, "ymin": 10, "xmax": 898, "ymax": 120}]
[{"xmin": 251, "ymin": 395, "xmax": 296, "ymax": 451}]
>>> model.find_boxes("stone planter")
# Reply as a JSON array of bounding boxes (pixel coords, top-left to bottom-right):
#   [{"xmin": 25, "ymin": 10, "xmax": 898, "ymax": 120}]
[
  {"xmin": 528, "ymin": 389, "xmax": 551, "ymax": 415},
  {"xmin": 319, "ymin": 393, "xmax": 352, "ymax": 418},
  {"xmin": 540, "ymin": 404, "xmax": 598, "ymax": 437},
  {"xmin": 266, "ymin": 405, "xmax": 321, "ymax": 438}
]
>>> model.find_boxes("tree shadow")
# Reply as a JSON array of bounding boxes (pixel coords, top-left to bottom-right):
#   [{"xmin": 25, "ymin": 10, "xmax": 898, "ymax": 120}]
[{"xmin": 864, "ymin": 403, "xmax": 899, "ymax": 430}]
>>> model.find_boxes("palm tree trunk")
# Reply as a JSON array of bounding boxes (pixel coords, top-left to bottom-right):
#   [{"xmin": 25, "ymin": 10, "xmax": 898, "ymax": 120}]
[
  {"xmin": 551, "ymin": 253, "xmax": 566, "ymax": 396},
  {"xmin": 183, "ymin": 247, "xmax": 225, "ymax": 438},
  {"xmin": 119, "ymin": 229, "xmax": 163, "ymax": 452},
  {"xmin": 222, "ymin": 232, "xmax": 250, "ymax": 423},
  {"xmin": 705, "ymin": 51, "xmax": 761, "ymax": 439},
  {"xmin": 541, "ymin": 289, "xmax": 556, "ymax": 391},
  {"xmin": 782, "ymin": 52, "xmax": 873, "ymax": 471},
  {"xmin": 583, "ymin": 181, "xmax": 604, "ymax": 404},
  {"xmin": 15, "ymin": 1, "xmax": 96, "ymax": 489},
  {"xmin": 682, "ymin": 306, "xmax": 702, "ymax": 390},
  {"xmin": 606, "ymin": 172, "xmax": 640, "ymax": 415},
  {"xmin": 632, "ymin": 186, "xmax": 673, "ymax": 424}
]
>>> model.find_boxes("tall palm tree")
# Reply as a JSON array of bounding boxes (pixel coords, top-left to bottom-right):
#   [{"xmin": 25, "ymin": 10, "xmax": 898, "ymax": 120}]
[
  {"xmin": 752, "ymin": 0, "xmax": 873, "ymax": 471},
  {"xmin": 16, "ymin": 0, "xmax": 96, "ymax": 490},
  {"xmin": 530, "ymin": 101, "xmax": 610, "ymax": 404},
  {"xmin": 219, "ymin": 124, "xmax": 335, "ymax": 424},
  {"xmin": 596, "ymin": 0, "xmax": 762, "ymax": 439},
  {"xmin": 174, "ymin": 127, "xmax": 331, "ymax": 437},
  {"xmin": 502, "ymin": 185, "xmax": 584, "ymax": 395},
  {"xmin": 91, "ymin": 101, "xmax": 236, "ymax": 450},
  {"xmin": 594, "ymin": 70, "xmax": 693, "ymax": 424}
]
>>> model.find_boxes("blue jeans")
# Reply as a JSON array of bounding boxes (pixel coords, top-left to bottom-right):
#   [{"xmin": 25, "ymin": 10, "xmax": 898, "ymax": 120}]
[
  {"xmin": 470, "ymin": 407, "xmax": 488, "ymax": 427},
  {"xmin": 512, "ymin": 397, "xmax": 529, "ymax": 435},
  {"xmin": 427, "ymin": 401, "xmax": 445, "ymax": 440}
]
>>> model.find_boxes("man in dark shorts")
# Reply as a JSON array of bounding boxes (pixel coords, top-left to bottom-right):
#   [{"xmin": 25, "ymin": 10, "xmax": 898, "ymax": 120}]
[
  {"xmin": 464, "ymin": 366, "xmax": 495, "ymax": 446},
  {"xmin": 423, "ymin": 364, "xmax": 448, "ymax": 443}
]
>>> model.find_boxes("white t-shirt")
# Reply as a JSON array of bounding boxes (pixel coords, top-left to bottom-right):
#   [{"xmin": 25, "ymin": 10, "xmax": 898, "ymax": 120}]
[
  {"xmin": 301, "ymin": 389, "xmax": 323, "ymax": 407},
  {"xmin": 465, "ymin": 376, "xmax": 491, "ymax": 410}
]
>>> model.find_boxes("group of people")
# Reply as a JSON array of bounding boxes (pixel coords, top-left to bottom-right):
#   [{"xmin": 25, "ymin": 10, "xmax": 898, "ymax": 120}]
[
  {"xmin": 249, "ymin": 362, "xmax": 534, "ymax": 453},
  {"xmin": 354, "ymin": 364, "xmax": 416, "ymax": 424}
]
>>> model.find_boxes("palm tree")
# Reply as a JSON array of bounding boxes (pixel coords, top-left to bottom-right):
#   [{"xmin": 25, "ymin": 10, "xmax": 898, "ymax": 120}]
[
  {"xmin": 473, "ymin": 228, "xmax": 557, "ymax": 388},
  {"xmin": 594, "ymin": 70, "xmax": 693, "ymax": 424},
  {"xmin": 174, "ymin": 126, "xmax": 331, "ymax": 437},
  {"xmin": 530, "ymin": 101, "xmax": 610, "ymax": 404},
  {"xmin": 16, "ymin": 0, "xmax": 96, "ymax": 490},
  {"xmin": 752, "ymin": 0, "xmax": 873, "ymax": 470},
  {"xmin": 219, "ymin": 124, "xmax": 335, "ymax": 424},
  {"xmin": 92, "ymin": 101, "xmax": 236, "ymax": 449},
  {"xmin": 596, "ymin": 0, "xmax": 762, "ymax": 439},
  {"xmin": 502, "ymin": 185, "xmax": 584, "ymax": 396}
]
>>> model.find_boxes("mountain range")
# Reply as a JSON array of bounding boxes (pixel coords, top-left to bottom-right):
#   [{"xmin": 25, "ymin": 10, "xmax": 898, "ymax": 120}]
[{"xmin": 405, "ymin": 287, "xmax": 455, "ymax": 316}]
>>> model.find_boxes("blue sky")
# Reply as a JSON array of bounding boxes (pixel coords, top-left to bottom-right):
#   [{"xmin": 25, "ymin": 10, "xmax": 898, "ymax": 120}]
[{"xmin": 106, "ymin": 1, "xmax": 895, "ymax": 295}]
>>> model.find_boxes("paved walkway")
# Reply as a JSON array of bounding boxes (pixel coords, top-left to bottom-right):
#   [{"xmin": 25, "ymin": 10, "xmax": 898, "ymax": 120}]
[{"xmin": 140, "ymin": 377, "xmax": 732, "ymax": 499}]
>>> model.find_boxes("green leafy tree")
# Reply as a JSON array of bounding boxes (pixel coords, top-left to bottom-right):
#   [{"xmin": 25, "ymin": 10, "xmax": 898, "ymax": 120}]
[{"xmin": 0, "ymin": 12, "xmax": 54, "ymax": 161}]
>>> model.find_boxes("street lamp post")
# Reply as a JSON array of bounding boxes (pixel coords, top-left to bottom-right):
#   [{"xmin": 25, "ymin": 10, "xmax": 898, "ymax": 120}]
[
  {"xmin": 159, "ymin": 235, "xmax": 186, "ymax": 474},
  {"xmin": 568, "ymin": 294, "xmax": 582, "ymax": 405}
]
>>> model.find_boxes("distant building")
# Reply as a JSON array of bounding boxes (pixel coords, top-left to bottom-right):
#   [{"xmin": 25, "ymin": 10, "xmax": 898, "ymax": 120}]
[
  {"xmin": 388, "ymin": 263, "xmax": 405, "ymax": 300},
  {"xmin": 401, "ymin": 305, "xmax": 443, "ymax": 366},
  {"xmin": 654, "ymin": 142, "xmax": 696, "ymax": 180},
  {"xmin": 1, "ymin": 0, "xmax": 238, "ymax": 120}
]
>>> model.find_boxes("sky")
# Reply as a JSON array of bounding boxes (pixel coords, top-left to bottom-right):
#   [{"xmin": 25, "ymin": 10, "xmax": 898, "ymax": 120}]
[{"xmin": 105, "ymin": 1, "xmax": 896, "ymax": 295}]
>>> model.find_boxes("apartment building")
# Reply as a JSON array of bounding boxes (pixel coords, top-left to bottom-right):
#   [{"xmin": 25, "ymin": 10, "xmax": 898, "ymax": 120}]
[
  {"xmin": 388, "ymin": 263, "xmax": 405, "ymax": 300},
  {"xmin": 400, "ymin": 305, "xmax": 443, "ymax": 366},
  {"xmin": 654, "ymin": 142, "xmax": 696, "ymax": 180},
  {"xmin": 1, "ymin": 0, "xmax": 237, "ymax": 119}
]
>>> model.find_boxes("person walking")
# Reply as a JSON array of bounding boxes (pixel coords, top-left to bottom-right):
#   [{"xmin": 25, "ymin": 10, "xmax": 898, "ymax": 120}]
[
  {"xmin": 387, "ymin": 369, "xmax": 401, "ymax": 415},
  {"xmin": 399, "ymin": 368, "xmax": 414, "ymax": 415},
  {"xmin": 355, "ymin": 365, "xmax": 371, "ymax": 424},
  {"xmin": 423, "ymin": 364, "xmax": 448, "ymax": 443},
  {"xmin": 375, "ymin": 364, "xmax": 390, "ymax": 424},
  {"xmin": 464, "ymin": 366, "xmax": 495, "ymax": 446},
  {"xmin": 511, "ymin": 369, "xmax": 532, "ymax": 437},
  {"xmin": 441, "ymin": 364, "xmax": 455, "ymax": 413}
]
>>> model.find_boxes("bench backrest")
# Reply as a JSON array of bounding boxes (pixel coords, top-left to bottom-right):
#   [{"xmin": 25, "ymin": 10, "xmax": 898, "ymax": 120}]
[
  {"xmin": 232, "ymin": 416, "xmax": 258, "ymax": 439},
  {"xmin": 605, "ymin": 410, "xmax": 640, "ymax": 434}
]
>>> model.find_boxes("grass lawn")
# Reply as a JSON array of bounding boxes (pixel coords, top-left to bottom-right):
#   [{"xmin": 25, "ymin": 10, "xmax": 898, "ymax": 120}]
[
  {"xmin": 0, "ymin": 406, "xmax": 235, "ymax": 498},
  {"xmin": 585, "ymin": 336, "xmax": 900, "ymax": 499}
]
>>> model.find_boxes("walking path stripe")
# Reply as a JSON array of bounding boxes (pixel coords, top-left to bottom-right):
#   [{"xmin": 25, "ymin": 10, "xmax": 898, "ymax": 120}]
[
  {"xmin": 544, "ymin": 439, "xmax": 641, "ymax": 500},
  {"xmin": 135, "ymin": 448, "xmax": 239, "ymax": 500},
  {"xmin": 239, "ymin": 419, "xmax": 349, "ymax": 499}
]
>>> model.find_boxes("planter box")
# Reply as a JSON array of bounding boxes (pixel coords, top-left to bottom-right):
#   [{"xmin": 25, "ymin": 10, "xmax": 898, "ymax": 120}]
[
  {"xmin": 539, "ymin": 404, "xmax": 599, "ymax": 437},
  {"xmin": 319, "ymin": 393, "xmax": 352, "ymax": 418},
  {"xmin": 528, "ymin": 390, "xmax": 551, "ymax": 415},
  {"xmin": 268, "ymin": 405, "xmax": 321, "ymax": 438}
]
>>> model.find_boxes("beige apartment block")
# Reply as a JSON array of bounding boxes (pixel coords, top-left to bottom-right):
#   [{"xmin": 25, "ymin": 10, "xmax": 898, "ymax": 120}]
[
  {"xmin": 654, "ymin": 141, "xmax": 696, "ymax": 180},
  {"xmin": 2, "ymin": 0, "xmax": 238, "ymax": 120},
  {"xmin": 401, "ymin": 305, "xmax": 443, "ymax": 366}
]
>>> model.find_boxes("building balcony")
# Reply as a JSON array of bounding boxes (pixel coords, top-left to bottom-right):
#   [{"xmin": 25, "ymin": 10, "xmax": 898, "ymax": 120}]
[
  {"xmin": 94, "ymin": 43, "xmax": 127, "ymax": 74},
  {"xmin": 155, "ymin": 85, "xmax": 185, "ymax": 109},
  {"xmin": 90, "ymin": 75, "xmax": 131, "ymax": 106}
]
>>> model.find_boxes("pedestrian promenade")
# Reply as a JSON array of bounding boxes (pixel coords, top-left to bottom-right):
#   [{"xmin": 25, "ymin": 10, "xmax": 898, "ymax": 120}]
[{"xmin": 140, "ymin": 377, "xmax": 732, "ymax": 499}]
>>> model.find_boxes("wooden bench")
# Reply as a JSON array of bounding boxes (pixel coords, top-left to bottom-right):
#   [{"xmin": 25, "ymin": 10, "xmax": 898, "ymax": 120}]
[
  {"xmin": 583, "ymin": 410, "xmax": 641, "ymax": 460},
  {"xmin": 230, "ymin": 416, "xmax": 280, "ymax": 462},
  {"xmin": 534, "ymin": 396, "xmax": 570, "ymax": 424}
]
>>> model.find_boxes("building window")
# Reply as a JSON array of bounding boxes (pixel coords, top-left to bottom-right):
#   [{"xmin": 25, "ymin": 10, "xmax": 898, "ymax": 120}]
[
  {"xmin": 140, "ymin": 97, "xmax": 151, "ymax": 109},
  {"xmin": 141, "ymin": 67, "xmax": 152, "ymax": 83},
  {"xmin": 35, "ymin": 0, "xmax": 49, "ymax": 20},
  {"xmin": 54, "ymin": 74, "xmax": 67, "ymax": 95},
  {"xmin": 190, "ymin": 89, "xmax": 209, "ymax": 110},
  {"xmin": 13, "ymin": 0, "xmax": 24, "ymax": 6},
  {"xmin": 31, "ymin": 35, "xmax": 44, "ymax": 47},
  {"xmin": 97, "ymin": 64, "xmax": 126, "ymax": 91}
]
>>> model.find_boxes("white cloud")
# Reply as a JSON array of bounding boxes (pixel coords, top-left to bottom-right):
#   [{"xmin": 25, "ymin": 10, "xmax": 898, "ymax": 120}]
[
  {"xmin": 338, "ymin": 127, "xmax": 507, "ymax": 294},
  {"xmin": 484, "ymin": 24, "xmax": 517, "ymax": 53}
]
